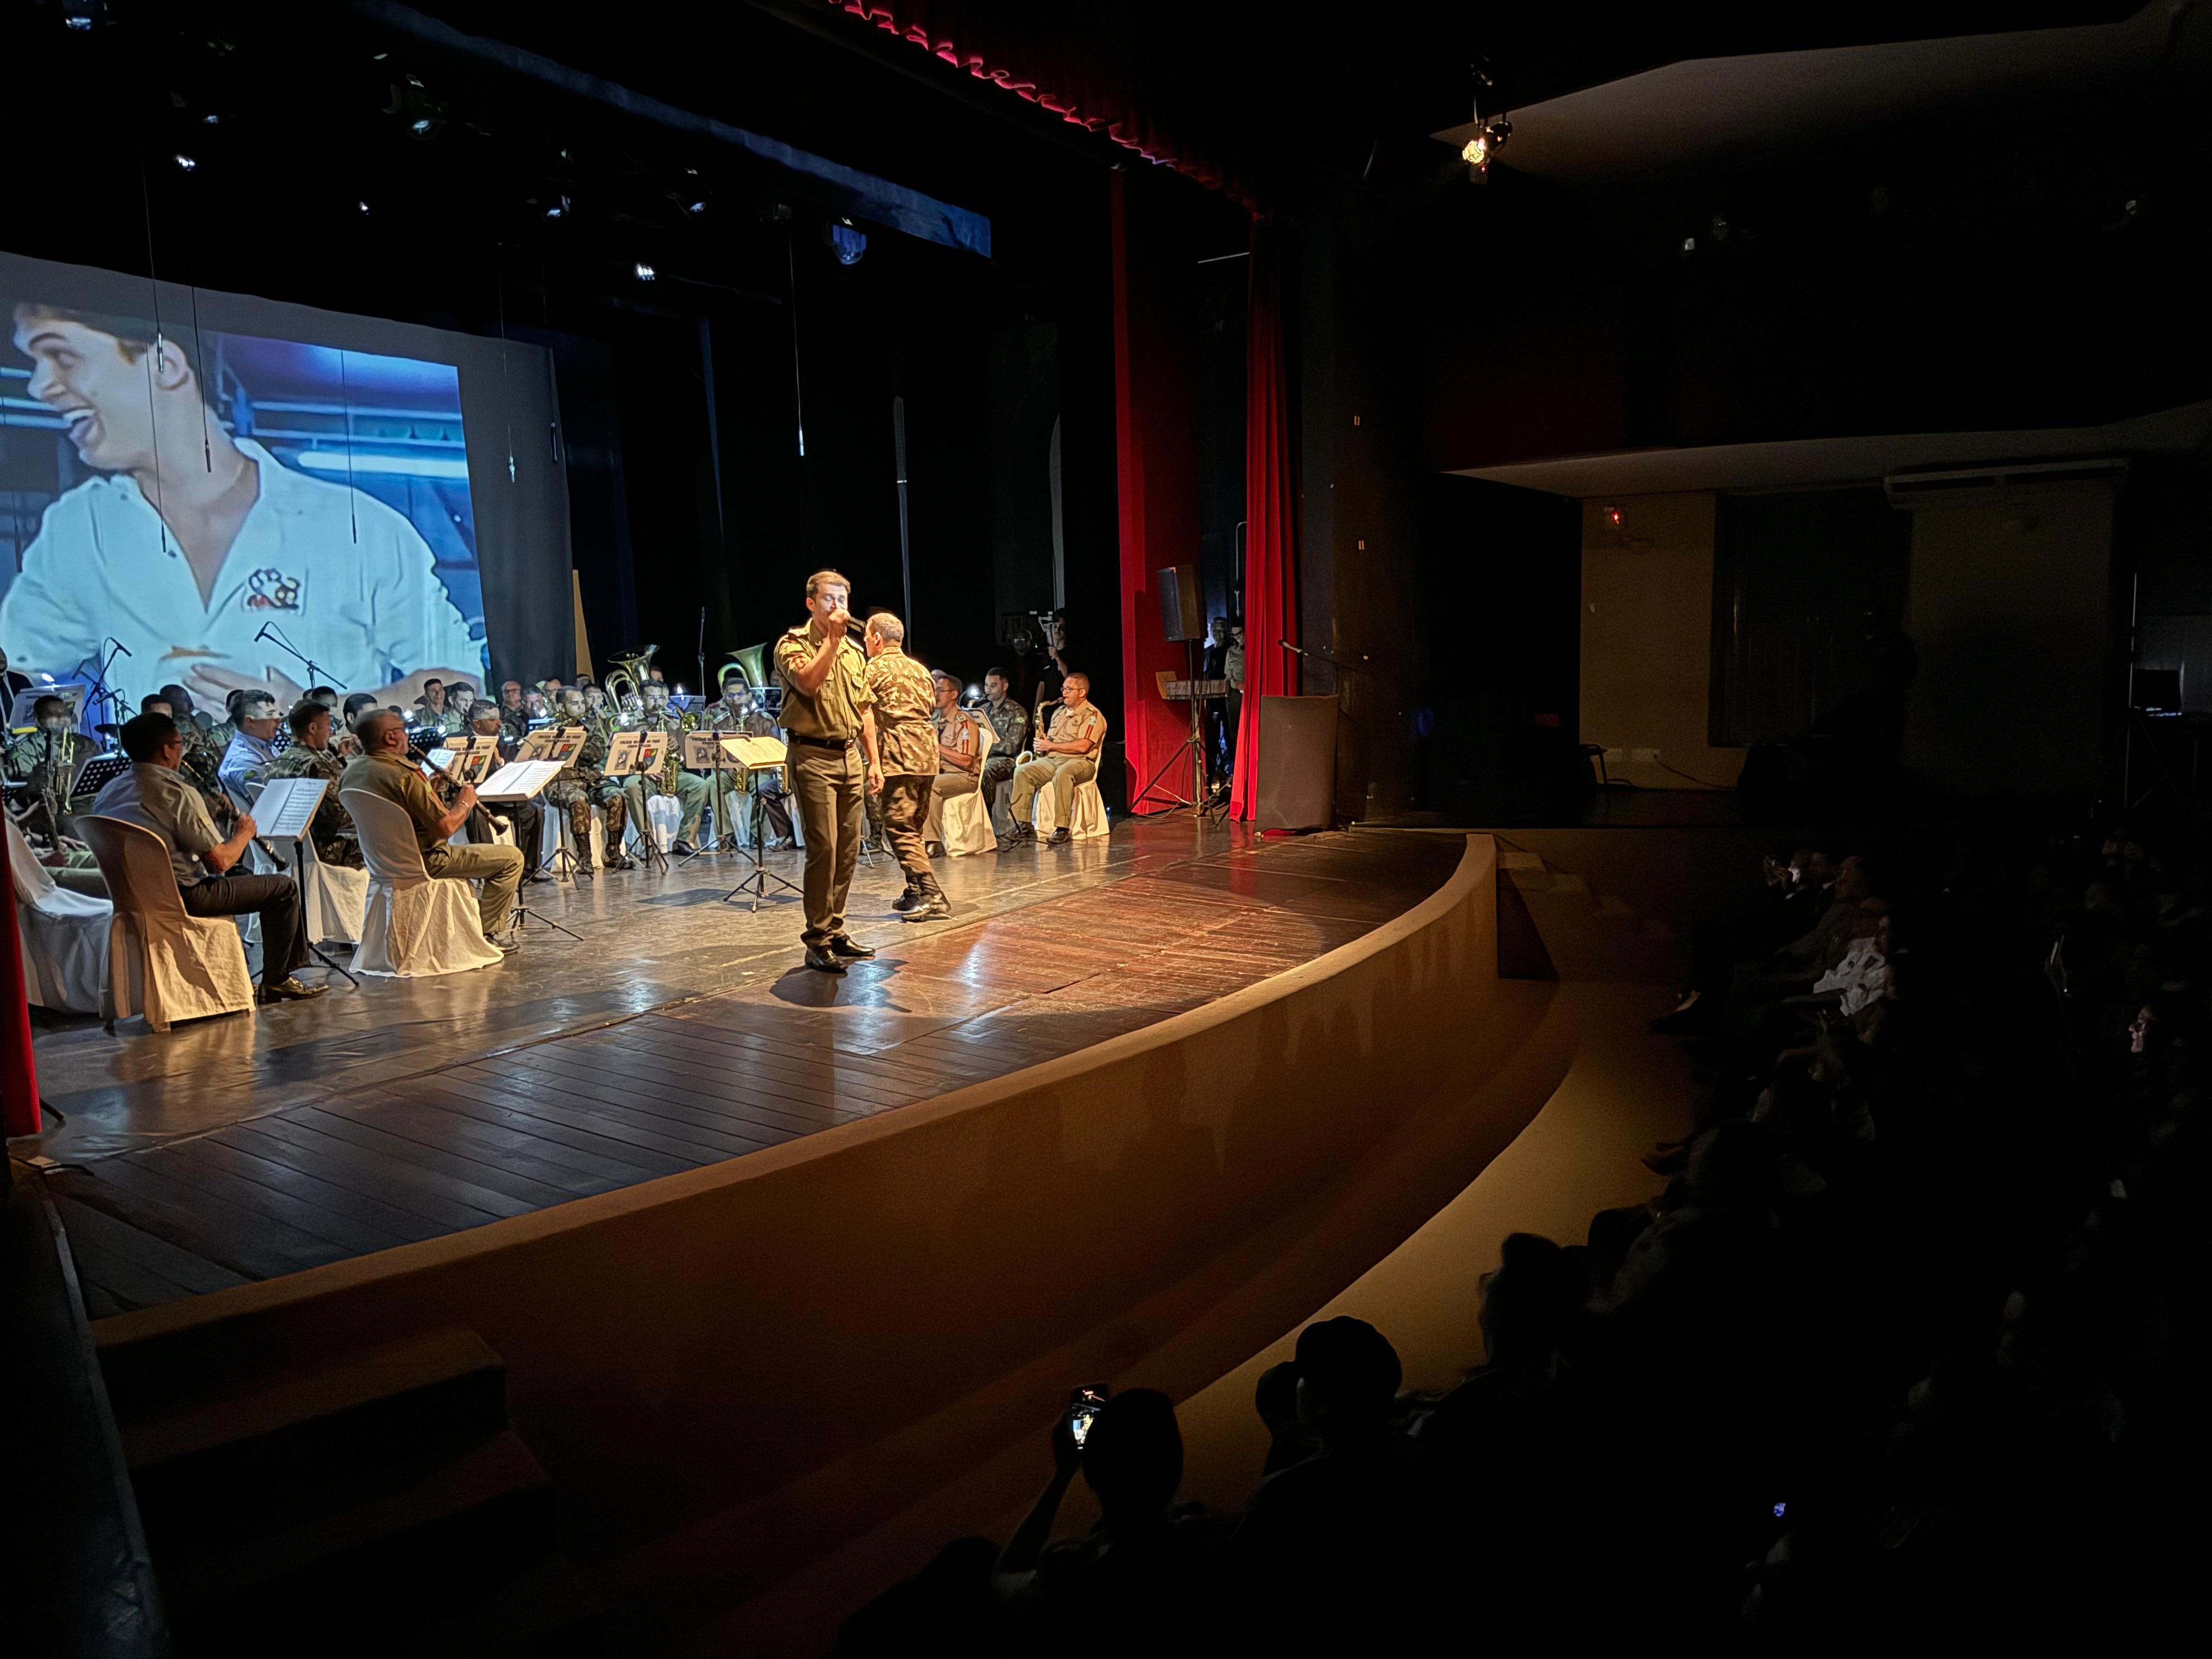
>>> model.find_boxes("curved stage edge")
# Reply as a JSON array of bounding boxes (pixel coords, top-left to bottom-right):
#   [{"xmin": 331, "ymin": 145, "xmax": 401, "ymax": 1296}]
[{"xmin": 94, "ymin": 833, "xmax": 1575, "ymax": 1652}]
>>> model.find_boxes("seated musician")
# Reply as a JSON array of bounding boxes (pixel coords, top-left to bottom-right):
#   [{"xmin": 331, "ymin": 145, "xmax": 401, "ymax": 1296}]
[
  {"xmin": 340, "ymin": 710, "xmax": 527, "ymax": 941},
  {"xmin": 623, "ymin": 680, "xmax": 711, "ymax": 854},
  {"xmin": 542, "ymin": 687, "xmax": 633, "ymax": 873},
  {"xmin": 977, "ymin": 666, "xmax": 1028, "ymax": 820},
  {"xmin": 269, "ymin": 700, "xmax": 365, "ymax": 870},
  {"xmin": 91, "ymin": 712, "xmax": 325, "ymax": 1003},
  {"xmin": 459, "ymin": 701, "xmax": 549, "ymax": 882},
  {"xmin": 496, "ymin": 680, "xmax": 529, "ymax": 742},
  {"xmin": 706, "ymin": 671, "xmax": 792, "ymax": 849},
  {"xmin": 4, "ymin": 694, "xmax": 101, "ymax": 835},
  {"xmin": 217, "ymin": 691, "xmax": 285, "ymax": 807},
  {"xmin": 926, "ymin": 669, "xmax": 979, "ymax": 852},
  {"xmin": 1006, "ymin": 670, "xmax": 1107, "ymax": 847}
]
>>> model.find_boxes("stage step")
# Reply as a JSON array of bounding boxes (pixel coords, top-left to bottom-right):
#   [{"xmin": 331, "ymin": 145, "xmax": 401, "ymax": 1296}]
[
  {"xmin": 111, "ymin": 1326, "xmax": 590, "ymax": 1654},
  {"xmin": 1499, "ymin": 849, "xmax": 1680, "ymax": 983}
]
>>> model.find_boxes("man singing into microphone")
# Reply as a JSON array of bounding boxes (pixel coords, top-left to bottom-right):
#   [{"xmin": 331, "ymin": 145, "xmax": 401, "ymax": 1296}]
[
  {"xmin": 772, "ymin": 569, "xmax": 884, "ymax": 974},
  {"xmin": 0, "ymin": 302, "xmax": 482, "ymax": 708}
]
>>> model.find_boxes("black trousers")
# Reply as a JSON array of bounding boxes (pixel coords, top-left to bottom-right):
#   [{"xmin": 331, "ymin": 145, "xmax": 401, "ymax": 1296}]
[
  {"xmin": 469, "ymin": 798, "xmax": 543, "ymax": 868},
  {"xmin": 179, "ymin": 871, "xmax": 309, "ymax": 989}
]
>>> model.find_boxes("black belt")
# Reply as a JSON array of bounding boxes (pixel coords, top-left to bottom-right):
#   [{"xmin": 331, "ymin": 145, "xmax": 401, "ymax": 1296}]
[{"xmin": 788, "ymin": 732, "xmax": 853, "ymax": 750}]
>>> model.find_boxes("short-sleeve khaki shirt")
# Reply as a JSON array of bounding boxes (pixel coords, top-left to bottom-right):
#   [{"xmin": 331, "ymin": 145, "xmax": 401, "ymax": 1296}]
[
  {"xmin": 1043, "ymin": 700, "xmax": 1108, "ymax": 758},
  {"xmin": 338, "ymin": 750, "xmax": 450, "ymax": 858},
  {"xmin": 864, "ymin": 646, "xmax": 938, "ymax": 776},
  {"xmin": 774, "ymin": 620, "xmax": 872, "ymax": 741}
]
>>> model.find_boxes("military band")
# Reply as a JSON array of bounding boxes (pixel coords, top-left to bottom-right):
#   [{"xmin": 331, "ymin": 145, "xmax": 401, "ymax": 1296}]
[{"xmin": 7, "ymin": 569, "xmax": 1113, "ymax": 975}]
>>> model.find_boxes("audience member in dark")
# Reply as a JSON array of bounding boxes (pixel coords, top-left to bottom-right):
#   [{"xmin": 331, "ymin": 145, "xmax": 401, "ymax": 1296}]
[{"xmin": 993, "ymin": 1389, "xmax": 1230, "ymax": 1655}]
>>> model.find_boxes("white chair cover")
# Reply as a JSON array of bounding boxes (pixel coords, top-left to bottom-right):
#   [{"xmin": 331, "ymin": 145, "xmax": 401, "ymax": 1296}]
[
  {"xmin": 8, "ymin": 812, "xmax": 111, "ymax": 1014},
  {"xmin": 76, "ymin": 816, "xmax": 256, "ymax": 1032},
  {"xmin": 933, "ymin": 718, "xmax": 998, "ymax": 857},
  {"xmin": 341, "ymin": 789, "xmax": 504, "ymax": 978},
  {"xmin": 287, "ymin": 828, "xmax": 369, "ymax": 945},
  {"xmin": 642, "ymin": 793, "xmax": 680, "ymax": 854},
  {"xmin": 538, "ymin": 800, "xmax": 605, "ymax": 870},
  {"xmin": 1070, "ymin": 778, "xmax": 1110, "ymax": 841}
]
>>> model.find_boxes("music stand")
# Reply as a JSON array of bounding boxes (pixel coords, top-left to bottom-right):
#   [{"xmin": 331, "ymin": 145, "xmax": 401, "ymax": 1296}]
[
  {"xmin": 602, "ymin": 729, "xmax": 671, "ymax": 872},
  {"xmin": 679, "ymin": 729, "xmax": 746, "ymax": 862},
  {"xmin": 690, "ymin": 731, "xmax": 801, "ymax": 908}
]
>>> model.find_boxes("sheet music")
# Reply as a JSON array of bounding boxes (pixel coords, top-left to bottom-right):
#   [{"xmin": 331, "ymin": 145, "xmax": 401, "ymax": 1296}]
[
  {"xmin": 477, "ymin": 759, "xmax": 568, "ymax": 801},
  {"xmin": 602, "ymin": 730, "xmax": 644, "ymax": 775},
  {"xmin": 425, "ymin": 738, "xmax": 498, "ymax": 785},
  {"xmin": 518, "ymin": 724, "xmax": 587, "ymax": 763},
  {"xmin": 253, "ymin": 775, "xmax": 328, "ymax": 839}
]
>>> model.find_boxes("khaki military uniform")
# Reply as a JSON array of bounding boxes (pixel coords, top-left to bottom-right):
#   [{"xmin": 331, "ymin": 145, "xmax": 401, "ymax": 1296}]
[
  {"xmin": 864, "ymin": 646, "xmax": 938, "ymax": 881},
  {"xmin": 1010, "ymin": 701, "xmax": 1108, "ymax": 830},
  {"xmin": 337, "ymin": 751, "xmax": 524, "ymax": 934},
  {"xmin": 774, "ymin": 620, "xmax": 873, "ymax": 947},
  {"xmin": 926, "ymin": 704, "xmax": 983, "ymax": 847},
  {"xmin": 543, "ymin": 724, "xmax": 631, "ymax": 867},
  {"xmin": 269, "ymin": 741, "xmax": 364, "ymax": 869}
]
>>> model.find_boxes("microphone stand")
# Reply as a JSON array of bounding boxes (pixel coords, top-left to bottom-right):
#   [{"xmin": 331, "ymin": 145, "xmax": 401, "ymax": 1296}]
[
  {"xmin": 83, "ymin": 639, "xmax": 128, "ymax": 736},
  {"xmin": 253, "ymin": 622, "xmax": 329, "ymax": 697}
]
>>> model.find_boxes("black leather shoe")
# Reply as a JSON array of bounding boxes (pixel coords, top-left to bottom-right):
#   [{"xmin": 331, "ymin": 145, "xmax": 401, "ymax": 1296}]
[
  {"xmin": 1046, "ymin": 828, "xmax": 1071, "ymax": 847},
  {"xmin": 804, "ymin": 944, "xmax": 848, "ymax": 974},
  {"xmin": 671, "ymin": 839, "xmax": 695, "ymax": 856},
  {"xmin": 905, "ymin": 888, "xmax": 951, "ymax": 922},
  {"xmin": 257, "ymin": 977, "xmax": 329, "ymax": 1005},
  {"xmin": 523, "ymin": 867, "xmax": 552, "ymax": 885},
  {"xmin": 891, "ymin": 883, "xmax": 924, "ymax": 913},
  {"xmin": 828, "ymin": 934, "xmax": 876, "ymax": 960}
]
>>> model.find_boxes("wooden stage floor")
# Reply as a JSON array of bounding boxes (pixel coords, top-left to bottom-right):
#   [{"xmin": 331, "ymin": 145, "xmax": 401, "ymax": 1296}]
[{"xmin": 20, "ymin": 822, "xmax": 1463, "ymax": 1319}]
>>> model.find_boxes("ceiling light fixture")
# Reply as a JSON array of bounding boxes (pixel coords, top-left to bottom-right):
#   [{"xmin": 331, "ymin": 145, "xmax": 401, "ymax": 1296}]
[
  {"xmin": 173, "ymin": 153, "xmax": 197, "ymax": 171},
  {"xmin": 634, "ymin": 262, "xmax": 656, "ymax": 281},
  {"xmin": 1460, "ymin": 103, "xmax": 1511, "ymax": 179}
]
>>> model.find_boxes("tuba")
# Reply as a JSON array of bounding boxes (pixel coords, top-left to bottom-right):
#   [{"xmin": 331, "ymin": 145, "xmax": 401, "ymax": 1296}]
[
  {"xmin": 718, "ymin": 642, "xmax": 772, "ymax": 693},
  {"xmin": 602, "ymin": 644, "xmax": 659, "ymax": 716}
]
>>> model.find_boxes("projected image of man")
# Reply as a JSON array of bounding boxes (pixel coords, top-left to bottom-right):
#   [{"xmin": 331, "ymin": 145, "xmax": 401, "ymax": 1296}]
[{"xmin": 0, "ymin": 306, "xmax": 482, "ymax": 708}]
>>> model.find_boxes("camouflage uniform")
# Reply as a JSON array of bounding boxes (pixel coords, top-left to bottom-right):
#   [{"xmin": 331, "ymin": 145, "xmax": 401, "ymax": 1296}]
[
  {"xmin": 269, "ymin": 741, "xmax": 364, "ymax": 869},
  {"xmin": 863, "ymin": 645, "xmax": 940, "ymax": 884},
  {"xmin": 543, "ymin": 723, "xmax": 632, "ymax": 870}
]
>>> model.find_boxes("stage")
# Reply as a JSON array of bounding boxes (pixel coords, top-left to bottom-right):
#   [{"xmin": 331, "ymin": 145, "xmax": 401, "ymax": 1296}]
[{"xmin": 22, "ymin": 821, "xmax": 1463, "ymax": 1318}]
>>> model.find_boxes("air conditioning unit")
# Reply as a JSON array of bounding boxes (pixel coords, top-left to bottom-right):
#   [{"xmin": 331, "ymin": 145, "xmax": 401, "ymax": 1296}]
[{"xmin": 1883, "ymin": 457, "xmax": 2128, "ymax": 509}]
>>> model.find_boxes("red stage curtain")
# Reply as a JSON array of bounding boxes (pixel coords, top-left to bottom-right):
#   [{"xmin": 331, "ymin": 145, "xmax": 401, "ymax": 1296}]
[
  {"xmin": 1229, "ymin": 216, "xmax": 1299, "ymax": 821},
  {"xmin": 826, "ymin": 2, "xmax": 1261, "ymax": 212},
  {"xmin": 1, "ymin": 818, "xmax": 42, "ymax": 1135},
  {"xmin": 1112, "ymin": 170, "xmax": 1203, "ymax": 811}
]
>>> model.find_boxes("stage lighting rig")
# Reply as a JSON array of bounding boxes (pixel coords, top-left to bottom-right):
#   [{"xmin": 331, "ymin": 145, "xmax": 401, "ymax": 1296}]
[
  {"xmin": 634, "ymin": 262, "xmax": 656, "ymax": 281},
  {"xmin": 61, "ymin": 1, "xmax": 100, "ymax": 31},
  {"xmin": 173, "ymin": 153, "xmax": 197, "ymax": 171}
]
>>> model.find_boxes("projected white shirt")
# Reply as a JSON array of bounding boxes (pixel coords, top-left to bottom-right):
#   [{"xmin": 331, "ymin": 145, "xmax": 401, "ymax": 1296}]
[{"xmin": 0, "ymin": 437, "xmax": 484, "ymax": 691}]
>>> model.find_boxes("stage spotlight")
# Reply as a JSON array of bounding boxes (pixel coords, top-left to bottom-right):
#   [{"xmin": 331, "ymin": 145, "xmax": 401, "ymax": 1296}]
[
  {"xmin": 357, "ymin": 200, "xmax": 370, "ymax": 215},
  {"xmin": 687, "ymin": 200, "xmax": 707, "ymax": 215},
  {"xmin": 545, "ymin": 195, "xmax": 569, "ymax": 218},
  {"xmin": 173, "ymin": 153, "xmax": 197, "ymax": 171},
  {"xmin": 410, "ymin": 118, "xmax": 434, "ymax": 137},
  {"xmin": 634, "ymin": 262, "xmax": 656, "ymax": 281},
  {"xmin": 62, "ymin": 1, "xmax": 99, "ymax": 31},
  {"xmin": 1459, "ymin": 108, "xmax": 1511, "ymax": 179},
  {"xmin": 828, "ymin": 222, "xmax": 867, "ymax": 266}
]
